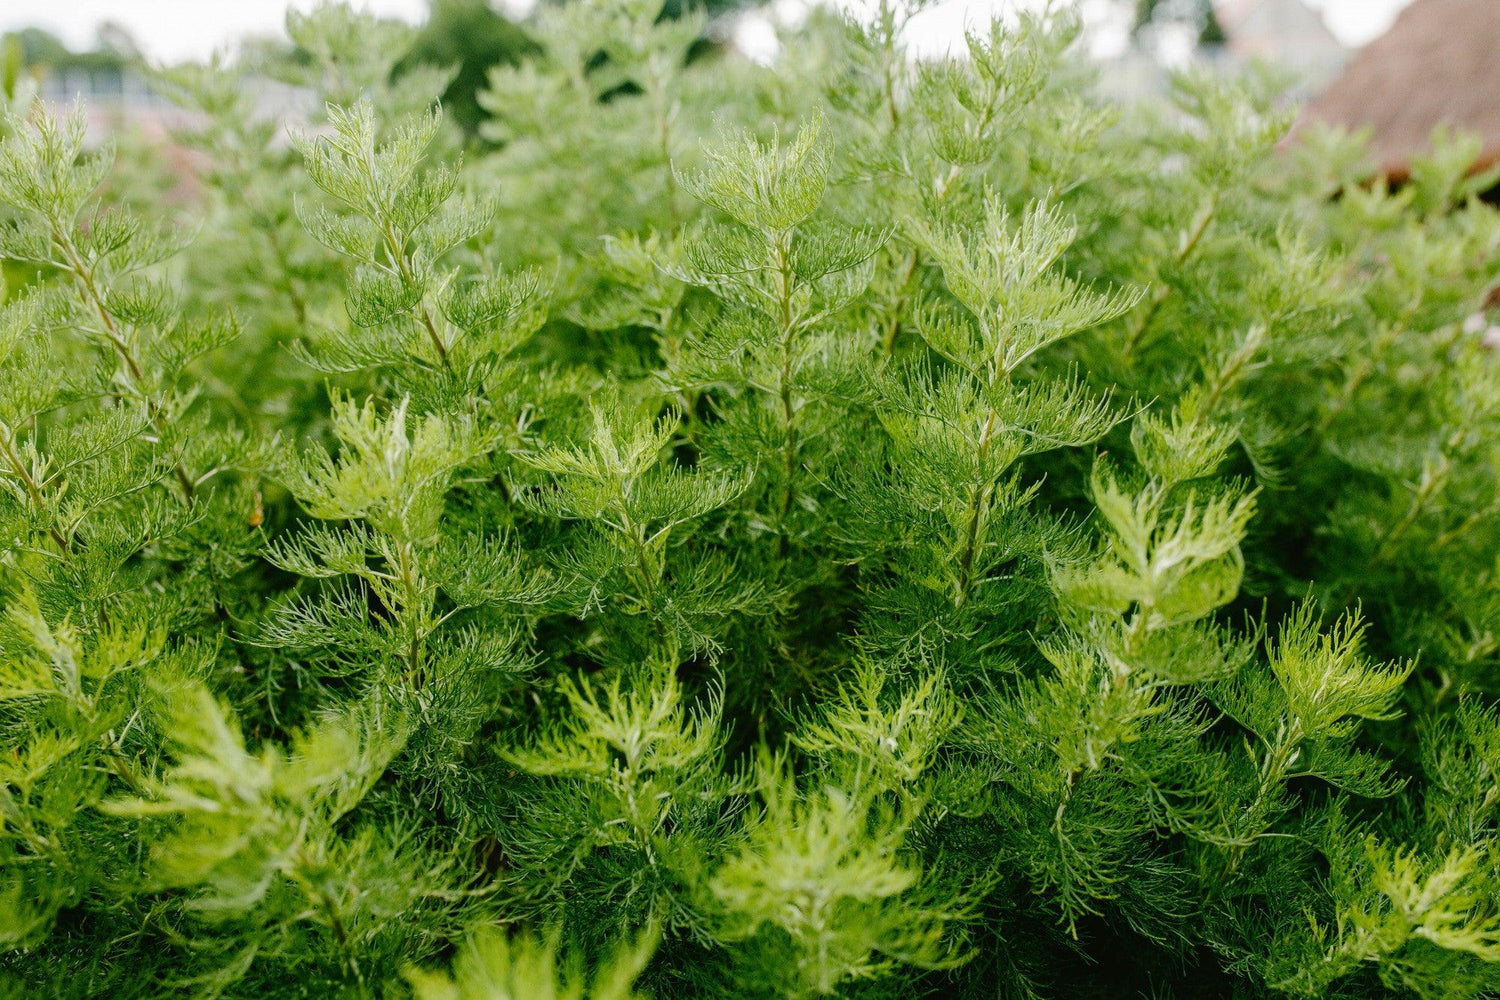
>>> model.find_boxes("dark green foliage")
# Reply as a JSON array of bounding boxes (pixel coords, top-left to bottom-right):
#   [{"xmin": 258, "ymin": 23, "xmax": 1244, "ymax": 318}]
[
  {"xmin": 2, "ymin": 3, "xmax": 1500, "ymax": 998},
  {"xmin": 1134, "ymin": 0, "xmax": 1227, "ymax": 47},
  {"xmin": 400, "ymin": 0, "xmax": 539, "ymax": 138}
]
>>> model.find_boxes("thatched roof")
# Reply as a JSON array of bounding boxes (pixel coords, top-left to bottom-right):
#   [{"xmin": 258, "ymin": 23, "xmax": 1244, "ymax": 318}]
[{"xmin": 1297, "ymin": 0, "xmax": 1500, "ymax": 178}]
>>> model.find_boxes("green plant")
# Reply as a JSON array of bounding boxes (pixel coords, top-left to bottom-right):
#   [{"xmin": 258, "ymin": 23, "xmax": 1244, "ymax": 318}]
[{"xmin": 2, "ymin": 3, "xmax": 1500, "ymax": 998}]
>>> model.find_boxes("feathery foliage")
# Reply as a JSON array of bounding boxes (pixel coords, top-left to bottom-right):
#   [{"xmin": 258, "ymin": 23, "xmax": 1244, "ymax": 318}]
[{"xmin": 2, "ymin": 3, "xmax": 1500, "ymax": 998}]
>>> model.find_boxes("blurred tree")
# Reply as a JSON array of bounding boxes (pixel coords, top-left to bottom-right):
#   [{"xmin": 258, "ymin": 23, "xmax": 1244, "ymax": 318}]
[
  {"xmin": 1, "ymin": 25, "xmax": 136, "ymax": 74},
  {"xmin": 1134, "ymin": 0, "xmax": 1227, "ymax": 46},
  {"xmin": 658, "ymin": 0, "xmax": 757, "ymax": 17},
  {"xmin": 401, "ymin": 1, "xmax": 760, "ymax": 140},
  {"xmin": 94, "ymin": 21, "xmax": 146, "ymax": 62},
  {"xmin": 399, "ymin": 0, "xmax": 539, "ymax": 138}
]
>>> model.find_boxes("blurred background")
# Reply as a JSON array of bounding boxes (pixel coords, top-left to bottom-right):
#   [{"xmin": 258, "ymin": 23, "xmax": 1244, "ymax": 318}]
[
  {"xmin": 0, "ymin": 1, "xmax": 1412, "ymax": 67},
  {"xmin": 0, "ymin": 0, "xmax": 1492, "ymax": 185}
]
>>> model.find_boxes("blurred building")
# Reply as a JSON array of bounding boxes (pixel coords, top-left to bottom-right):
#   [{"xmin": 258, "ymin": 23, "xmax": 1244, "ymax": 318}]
[
  {"xmin": 1299, "ymin": 0, "xmax": 1500, "ymax": 180},
  {"xmin": 1095, "ymin": 0, "xmax": 1347, "ymax": 103},
  {"xmin": 38, "ymin": 66, "xmax": 201, "ymax": 140},
  {"xmin": 1215, "ymin": 0, "xmax": 1346, "ymax": 93}
]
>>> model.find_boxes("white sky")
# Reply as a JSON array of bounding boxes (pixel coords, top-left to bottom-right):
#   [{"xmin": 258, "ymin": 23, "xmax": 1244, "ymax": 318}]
[
  {"xmin": 0, "ymin": 0, "xmax": 1414, "ymax": 65},
  {"xmin": 1305, "ymin": 0, "xmax": 1414, "ymax": 44}
]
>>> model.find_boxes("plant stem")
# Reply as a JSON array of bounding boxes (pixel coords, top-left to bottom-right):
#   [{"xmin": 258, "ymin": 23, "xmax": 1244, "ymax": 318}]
[
  {"xmin": 773, "ymin": 230, "xmax": 799, "ymax": 559},
  {"xmin": 51, "ymin": 226, "xmax": 196, "ymax": 505},
  {"xmin": 1122, "ymin": 190, "xmax": 1219, "ymax": 359},
  {"xmin": 0, "ymin": 419, "xmax": 70, "ymax": 552},
  {"xmin": 380, "ymin": 226, "xmax": 452, "ymax": 372},
  {"xmin": 954, "ymin": 410, "xmax": 997, "ymax": 605}
]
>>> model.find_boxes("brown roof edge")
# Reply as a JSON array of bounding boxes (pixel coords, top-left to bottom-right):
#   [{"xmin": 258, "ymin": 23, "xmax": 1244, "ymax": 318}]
[
  {"xmin": 1296, "ymin": 0, "xmax": 1500, "ymax": 180},
  {"xmin": 1378, "ymin": 146, "xmax": 1500, "ymax": 187}
]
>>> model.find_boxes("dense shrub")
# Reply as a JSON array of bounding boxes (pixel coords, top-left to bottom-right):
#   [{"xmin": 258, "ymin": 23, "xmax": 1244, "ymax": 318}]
[{"xmin": 2, "ymin": 3, "xmax": 1499, "ymax": 997}]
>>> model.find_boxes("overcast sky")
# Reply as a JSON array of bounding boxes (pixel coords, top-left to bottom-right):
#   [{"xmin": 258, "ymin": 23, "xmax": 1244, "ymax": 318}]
[{"xmin": 0, "ymin": 0, "xmax": 1415, "ymax": 65}]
